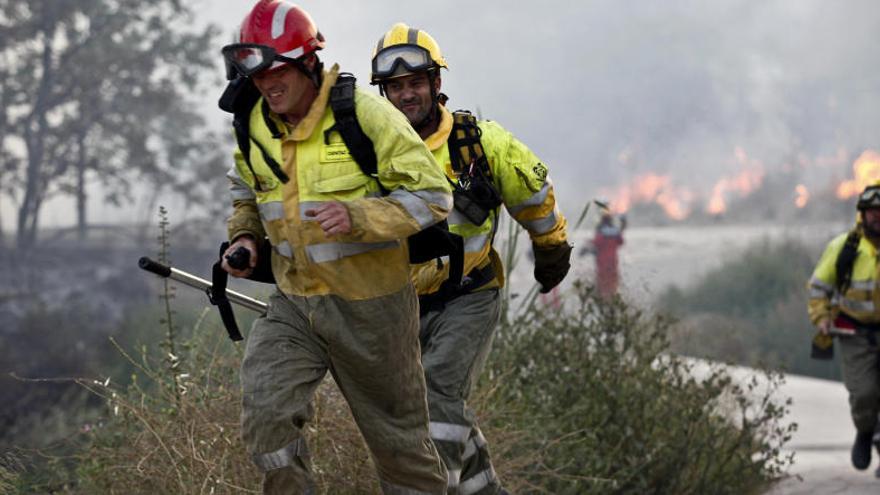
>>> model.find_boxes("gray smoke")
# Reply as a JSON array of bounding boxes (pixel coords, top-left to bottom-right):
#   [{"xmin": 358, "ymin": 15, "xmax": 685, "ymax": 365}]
[{"xmin": 147, "ymin": 0, "xmax": 880, "ymax": 221}]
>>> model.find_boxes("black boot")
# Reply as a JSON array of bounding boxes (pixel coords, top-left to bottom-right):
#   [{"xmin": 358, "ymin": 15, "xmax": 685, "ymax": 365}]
[{"xmin": 852, "ymin": 431, "xmax": 873, "ymax": 470}]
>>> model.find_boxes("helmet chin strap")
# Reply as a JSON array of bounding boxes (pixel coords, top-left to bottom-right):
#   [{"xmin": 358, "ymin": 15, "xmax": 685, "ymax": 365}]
[{"xmin": 289, "ymin": 56, "xmax": 323, "ymax": 88}]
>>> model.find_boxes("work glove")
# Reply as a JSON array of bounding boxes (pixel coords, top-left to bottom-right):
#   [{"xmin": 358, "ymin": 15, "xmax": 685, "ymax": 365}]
[{"xmin": 533, "ymin": 242, "xmax": 573, "ymax": 293}]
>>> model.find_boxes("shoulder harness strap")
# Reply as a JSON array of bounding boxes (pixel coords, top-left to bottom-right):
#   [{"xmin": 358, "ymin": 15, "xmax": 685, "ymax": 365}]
[
  {"xmin": 835, "ymin": 228, "xmax": 862, "ymax": 293},
  {"xmin": 449, "ymin": 110, "xmax": 492, "ymax": 178},
  {"xmin": 218, "ymin": 77, "xmax": 289, "ymax": 191},
  {"xmin": 325, "ymin": 75, "xmax": 464, "ymax": 284},
  {"xmin": 447, "ymin": 110, "xmax": 502, "ymax": 230},
  {"xmin": 326, "ymin": 73, "xmax": 384, "ymax": 190}
]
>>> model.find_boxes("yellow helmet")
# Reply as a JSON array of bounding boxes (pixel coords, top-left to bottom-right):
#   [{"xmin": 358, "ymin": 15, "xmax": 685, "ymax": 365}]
[{"xmin": 370, "ymin": 23, "xmax": 448, "ymax": 84}]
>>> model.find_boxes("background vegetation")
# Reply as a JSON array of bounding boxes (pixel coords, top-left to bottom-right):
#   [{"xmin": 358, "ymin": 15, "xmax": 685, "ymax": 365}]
[
  {"xmin": 658, "ymin": 237, "xmax": 840, "ymax": 381},
  {"xmin": 1, "ymin": 256, "xmax": 795, "ymax": 494}
]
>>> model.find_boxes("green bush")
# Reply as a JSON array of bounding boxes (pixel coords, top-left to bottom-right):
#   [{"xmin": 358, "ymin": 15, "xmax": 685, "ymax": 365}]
[
  {"xmin": 659, "ymin": 238, "xmax": 814, "ymax": 320},
  {"xmin": 480, "ymin": 282, "xmax": 793, "ymax": 494},
  {"xmin": 0, "ymin": 452, "xmax": 25, "ymax": 493},
  {"xmin": 658, "ymin": 238, "xmax": 840, "ymax": 379}
]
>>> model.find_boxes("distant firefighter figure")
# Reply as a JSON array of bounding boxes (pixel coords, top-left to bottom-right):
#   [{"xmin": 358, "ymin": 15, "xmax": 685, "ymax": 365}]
[
  {"xmin": 807, "ymin": 179, "xmax": 880, "ymax": 475},
  {"xmin": 583, "ymin": 208, "xmax": 626, "ymax": 299}
]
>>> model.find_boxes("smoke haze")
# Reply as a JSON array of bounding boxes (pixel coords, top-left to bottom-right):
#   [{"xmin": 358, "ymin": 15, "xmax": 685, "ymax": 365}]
[{"xmin": 6, "ymin": 0, "xmax": 880, "ymax": 228}]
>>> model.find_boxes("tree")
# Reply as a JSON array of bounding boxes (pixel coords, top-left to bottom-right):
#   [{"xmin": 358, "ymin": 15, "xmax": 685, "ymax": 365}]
[{"xmin": 0, "ymin": 0, "xmax": 223, "ymax": 248}]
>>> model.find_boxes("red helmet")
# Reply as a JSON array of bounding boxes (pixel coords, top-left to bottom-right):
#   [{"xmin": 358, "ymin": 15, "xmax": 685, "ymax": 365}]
[{"xmin": 224, "ymin": 1, "xmax": 325, "ymax": 77}]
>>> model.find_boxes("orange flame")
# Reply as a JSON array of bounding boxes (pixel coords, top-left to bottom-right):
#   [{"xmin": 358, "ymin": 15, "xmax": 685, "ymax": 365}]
[
  {"xmin": 604, "ymin": 173, "xmax": 693, "ymax": 220},
  {"xmin": 837, "ymin": 150, "xmax": 880, "ymax": 199},
  {"xmin": 705, "ymin": 167, "xmax": 765, "ymax": 215},
  {"xmin": 795, "ymin": 184, "xmax": 809, "ymax": 208}
]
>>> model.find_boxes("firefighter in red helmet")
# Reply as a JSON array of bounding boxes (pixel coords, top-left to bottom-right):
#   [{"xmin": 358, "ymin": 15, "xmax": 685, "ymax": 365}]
[{"xmin": 220, "ymin": 2, "xmax": 449, "ymax": 493}]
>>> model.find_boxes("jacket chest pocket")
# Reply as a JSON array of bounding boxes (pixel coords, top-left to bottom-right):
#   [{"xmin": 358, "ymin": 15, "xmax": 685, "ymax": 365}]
[{"xmin": 313, "ymin": 172, "xmax": 372, "ymax": 201}]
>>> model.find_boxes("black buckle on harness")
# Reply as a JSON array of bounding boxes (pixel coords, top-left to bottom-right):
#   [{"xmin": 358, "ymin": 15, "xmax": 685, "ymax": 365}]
[{"xmin": 418, "ymin": 264, "xmax": 496, "ymax": 317}]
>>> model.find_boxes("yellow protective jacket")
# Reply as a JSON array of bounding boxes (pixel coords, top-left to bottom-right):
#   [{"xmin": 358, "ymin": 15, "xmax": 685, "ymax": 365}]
[
  {"xmin": 807, "ymin": 225, "xmax": 880, "ymax": 326},
  {"xmin": 226, "ymin": 65, "xmax": 452, "ymax": 300},
  {"xmin": 412, "ymin": 106, "xmax": 568, "ymax": 295}
]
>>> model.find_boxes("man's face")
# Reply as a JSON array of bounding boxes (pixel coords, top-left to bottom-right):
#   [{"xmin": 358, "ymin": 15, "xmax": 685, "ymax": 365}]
[
  {"xmin": 252, "ymin": 63, "xmax": 312, "ymax": 116},
  {"xmin": 384, "ymin": 72, "xmax": 437, "ymax": 126},
  {"xmin": 864, "ymin": 208, "xmax": 880, "ymax": 233}
]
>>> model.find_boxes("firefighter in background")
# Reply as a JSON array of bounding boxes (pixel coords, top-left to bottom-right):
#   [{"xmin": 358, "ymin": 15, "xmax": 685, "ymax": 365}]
[
  {"xmin": 589, "ymin": 203, "xmax": 626, "ymax": 299},
  {"xmin": 370, "ymin": 23, "xmax": 572, "ymax": 494},
  {"xmin": 808, "ymin": 180, "xmax": 880, "ymax": 476},
  {"xmin": 220, "ymin": 2, "xmax": 450, "ymax": 493}
]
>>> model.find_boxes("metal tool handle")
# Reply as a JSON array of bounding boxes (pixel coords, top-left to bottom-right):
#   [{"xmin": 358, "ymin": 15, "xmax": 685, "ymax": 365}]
[{"xmin": 137, "ymin": 257, "xmax": 267, "ymax": 313}]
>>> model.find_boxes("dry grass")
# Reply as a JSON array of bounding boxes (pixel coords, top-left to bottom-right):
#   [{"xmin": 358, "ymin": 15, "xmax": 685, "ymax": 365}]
[{"xmin": 65, "ymin": 309, "xmax": 541, "ymax": 495}]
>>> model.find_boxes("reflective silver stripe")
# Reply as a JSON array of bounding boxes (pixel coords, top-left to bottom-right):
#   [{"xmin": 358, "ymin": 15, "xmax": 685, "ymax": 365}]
[
  {"xmin": 462, "ymin": 429, "xmax": 488, "ymax": 461},
  {"xmin": 842, "ymin": 298, "xmax": 875, "ymax": 313},
  {"xmin": 808, "ymin": 277, "xmax": 833, "ymax": 293},
  {"xmin": 252, "ymin": 438, "xmax": 309, "ymax": 471},
  {"xmin": 379, "ymin": 480, "xmax": 436, "ymax": 495},
  {"xmin": 448, "ymin": 208, "xmax": 471, "ymax": 226},
  {"xmin": 464, "ymin": 233, "xmax": 491, "ymax": 253},
  {"xmin": 413, "ymin": 188, "xmax": 453, "ymax": 210},
  {"xmin": 447, "ymin": 469, "xmax": 462, "ymax": 488},
  {"xmin": 460, "ymin": 467, "xmax": 497, "ymax": 495},
  {"xmin": 306, "ymin": 240, "xmax": 398, "ymax": 263},
  {"xmin": 271, "ymin": 3, "xmax": 292, "ymax": 39},
  {"xmin": 227, "ymin": 168, "xmax": 255, "ymax": 200},
  {"xmin": 851, "ymin": 279, "xmax": 875, "ymax": 291},
  {"xmin": 274, "ymin": 240, "xmax": 293, "ymax": 258},
  {"xmin": 507, "ymin": 180, "xmax": 552, "ymax": 216},
  {"xmin": 258, "ymin": 201, "xmax": 285, "ymax": 221},
  {"xmin": 519, "ymin": 206, "xmax": 559, "ymax": 234},
  {"xmin": 429, "ymin": 421, "xmax": 471, "ymax": 444},
  {"xmin": 390, "ymin": 189, "xmax": 449, "ymax": 229},
  {"xmin": 808, "ymin": 288, "xmax": 829, "ymax": 299}
]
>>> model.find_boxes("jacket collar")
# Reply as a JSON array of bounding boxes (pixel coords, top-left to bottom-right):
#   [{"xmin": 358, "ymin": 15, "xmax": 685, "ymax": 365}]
[{"xmin": 423, "ymin": 104, "xmax": 453, "ymax": 151}]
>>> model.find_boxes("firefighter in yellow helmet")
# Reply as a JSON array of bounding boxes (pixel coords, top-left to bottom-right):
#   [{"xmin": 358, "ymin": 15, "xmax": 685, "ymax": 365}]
[
  {"xmin": 808, "ymin": 179, "xmax": 880, "ymax": 476},
  {"xmin": 371, "ymin": 23, "xmax": 572, "ymax": 494},
  {"xmin": 219, "ymin": 3, "xmax": 450, "ymax": 493}
]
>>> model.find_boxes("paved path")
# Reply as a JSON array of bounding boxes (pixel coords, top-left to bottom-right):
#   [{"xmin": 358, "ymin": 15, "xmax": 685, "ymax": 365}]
[{"xmin": 764, "ymin": 373, "xmax": 878, "ymax": 494}]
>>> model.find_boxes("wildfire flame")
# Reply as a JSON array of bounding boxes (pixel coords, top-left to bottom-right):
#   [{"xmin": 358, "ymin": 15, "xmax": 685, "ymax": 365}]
[
  {"xmin": 599, "ymin": 146, "xmax": 874, "ymax": 221},
  {"xmin": 795, "ymin": 184, "xmax": 809, "ymax": 208},
  {"xmin": 837, "ymin": 150, "xmax": 880, "ymax": 199},
  {"xmin": 604, "ymin": 173, "xmax": 693, "ymax": 220},
  {"xmin": 705, "ymin": 167, "xmax": 765, "ymax": 215}
]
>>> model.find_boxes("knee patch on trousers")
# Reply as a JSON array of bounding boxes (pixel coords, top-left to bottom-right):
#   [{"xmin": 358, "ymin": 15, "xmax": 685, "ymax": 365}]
[{"xmin": 252, "ymin": 438, "xmax": 309, "ymax": 471}]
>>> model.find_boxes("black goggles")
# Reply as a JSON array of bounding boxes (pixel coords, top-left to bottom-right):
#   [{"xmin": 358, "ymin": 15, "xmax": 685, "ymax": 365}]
[
  {"xmin": 372, "ymin": 44, "xmax": 434, "ymax": 80},
  {"xmin": 221, "ymin": 43, "xmax": 299, "ymax": 79},
  {"xmin": 858, "ymin": 186, "xmax": 880, "ymax": 210}
]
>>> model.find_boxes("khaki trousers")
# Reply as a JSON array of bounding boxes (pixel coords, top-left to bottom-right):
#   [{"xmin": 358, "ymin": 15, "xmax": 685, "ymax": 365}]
[
  {"xmin": 240, "ymin": 286, "xmax": 447, "ymax": 494},
  {"xmin": 419, "ymin": 289, "xmax": 502, "ymax": 495},
  {"xmin": 839, "ymin": 333, "xmax": 880, "ymax": 433}
]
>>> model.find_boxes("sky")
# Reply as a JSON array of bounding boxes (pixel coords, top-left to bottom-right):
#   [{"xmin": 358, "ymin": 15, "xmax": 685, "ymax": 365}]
[{"xmin": 5, "ymin": 0, "xmax": 880, "ymax": 230}]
